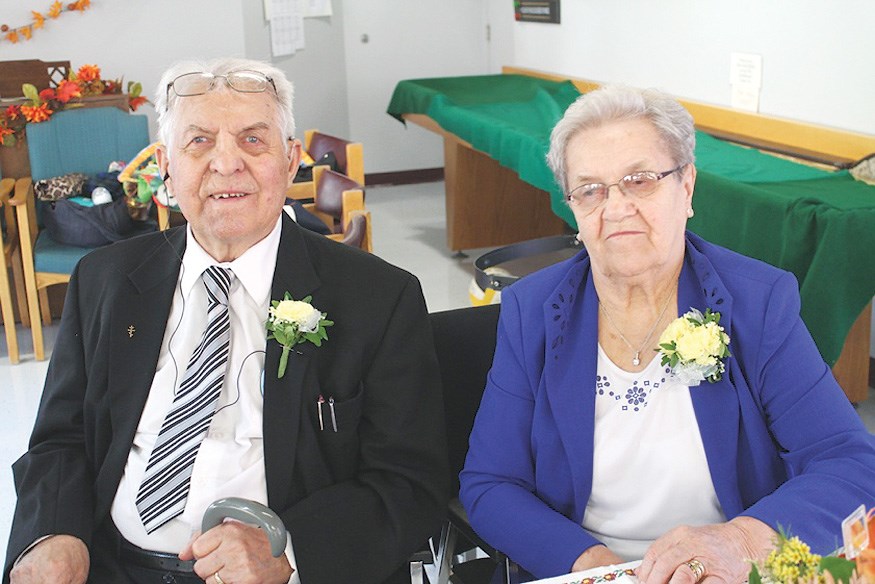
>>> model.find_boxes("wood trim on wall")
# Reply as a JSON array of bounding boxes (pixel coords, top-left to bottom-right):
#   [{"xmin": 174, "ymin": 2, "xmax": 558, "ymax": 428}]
[
  {"xmin": 366, "ymin": 168, "xmax": 444, "ymax": 186},
  {"xmin": 502, "ymin": 66, "xmax": 875, "ymax": 164}
]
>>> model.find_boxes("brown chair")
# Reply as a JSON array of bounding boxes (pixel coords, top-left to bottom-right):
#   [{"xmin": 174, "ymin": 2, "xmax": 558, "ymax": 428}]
[
  {"xmin": 310, "ymin": 165, "xmax": 365, "ymax": 234},
  {"xmin": 304, "ymin": 129, "xmax": 365, "ymax": 185},
  {"xmin": 1, "ymin": 177, "xmax": 28, "ymax": 363},
  {"xmin": 0, "ymin": 59, "xmax": 71, "ymax": 98},
  {"xmin": 292, "ymin": 165, "xmax": 366, "ymax": 234},
  {"xmin": 334, "ymin": 210, "xmax": 373, "ymax": 253}
]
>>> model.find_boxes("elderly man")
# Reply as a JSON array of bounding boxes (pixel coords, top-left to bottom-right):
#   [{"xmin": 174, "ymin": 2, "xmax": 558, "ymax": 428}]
[{"xmin": 6, "ymin": 58, "xmax": 447, "ymax": 584}]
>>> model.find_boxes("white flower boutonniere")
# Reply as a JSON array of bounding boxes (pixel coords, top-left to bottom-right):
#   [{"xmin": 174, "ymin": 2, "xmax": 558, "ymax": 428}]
[
  {"xmin": 658, "ymin": 308, "xmax": 730, "ymax": 386},
  {"xmin": 266, "ymin": 293, "xmax": 333, "ymax": 378}
]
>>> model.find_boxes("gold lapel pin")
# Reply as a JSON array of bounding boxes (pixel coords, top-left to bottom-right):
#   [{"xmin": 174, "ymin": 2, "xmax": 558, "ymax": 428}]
[{"xmin": 127, "ymin": 325, "xmax": 136, "ymax": 338}]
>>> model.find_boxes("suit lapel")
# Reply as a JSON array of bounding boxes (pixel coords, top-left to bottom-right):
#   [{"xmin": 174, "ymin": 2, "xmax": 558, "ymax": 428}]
[
  {"xmin": 263, "ymin": 217, "xmax": 322, "ymax": 510},
  {"xmin": 101, "ymin": 229, "xmax": 185, "ymax": 515},
  {"xmin": 542, "ymin": 257, "xmax": 599, "ymax": 520},
  {"xmin": 680, "ymin": 239, "xmax": 744, "ymax": 517}
]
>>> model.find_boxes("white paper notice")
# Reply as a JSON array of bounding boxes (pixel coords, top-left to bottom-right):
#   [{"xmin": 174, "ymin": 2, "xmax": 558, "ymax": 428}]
[
  {"xmin": 267, "ymin": 0, "xmax": 305, "ymax": 57},
  {"xmin": 730, "ymin": 52, "xmax": 762, "ymax": 112},
  {"xmin": 304, "ymin": 0, "xmax": 332, "ymax": 17},
  {"xmin": 730, "ymin": 52, "xmax": 763, "ymax": 87}
]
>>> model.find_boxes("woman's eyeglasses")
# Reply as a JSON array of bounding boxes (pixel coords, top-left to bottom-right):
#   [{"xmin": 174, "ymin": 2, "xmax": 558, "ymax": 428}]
[
  {"xmin": 566, "ymin": 165, "xmax": 686, "ymax": 208},
  {"xmin": 166, "ymin": 71, "xmax": 277, "ymax": 101}
]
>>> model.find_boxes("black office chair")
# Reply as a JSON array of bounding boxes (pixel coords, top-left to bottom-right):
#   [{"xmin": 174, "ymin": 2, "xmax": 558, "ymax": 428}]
[{"xmin": 429, "ymin": 305, "xmax": 524, "ymax": 584}]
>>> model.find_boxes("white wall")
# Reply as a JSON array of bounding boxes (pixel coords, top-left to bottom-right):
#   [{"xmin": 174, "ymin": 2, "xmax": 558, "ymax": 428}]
[
  {"xmin": 485, "ymin": 0, "xmax": 516, "ymax": 73},
  {"xmin": 241, "ymin": 2, "xmax": 351, "ymax": 139},
  {"xmin": 0, "ymin": 0, "xmax": 247, "ymax": 139},
  {"xmin": 342, "ymin": 0, "xmax": 491, "ymax": 173},
  {"xmin": 508, "ymin": 0, "xmax": 875, "ymax": 134}
]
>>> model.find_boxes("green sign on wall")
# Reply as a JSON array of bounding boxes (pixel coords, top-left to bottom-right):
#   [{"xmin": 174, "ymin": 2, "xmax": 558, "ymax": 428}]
[{"xmin": 514, "ymin": 0, "xmax": 560, "ymax": 23}]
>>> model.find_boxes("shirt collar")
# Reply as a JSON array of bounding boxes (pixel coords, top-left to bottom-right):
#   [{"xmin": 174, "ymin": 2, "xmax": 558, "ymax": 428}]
[{"xmin": 180, "ymin": 217, "xmax": 282, "ymax": 307}]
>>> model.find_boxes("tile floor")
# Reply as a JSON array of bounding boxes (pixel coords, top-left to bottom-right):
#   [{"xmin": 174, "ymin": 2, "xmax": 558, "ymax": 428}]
[{"xmin": 0, "ymin": 179, "xmax": 873, "ymax": 563}]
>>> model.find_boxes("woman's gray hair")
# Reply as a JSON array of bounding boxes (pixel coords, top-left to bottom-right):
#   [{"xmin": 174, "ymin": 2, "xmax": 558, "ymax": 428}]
[
  {"xmin": 546, "ymin": 85, "xmax": 695, "ymax": 195},
  {"xmin": 155, "ymin": 57, "xmax": 295, "ymax": 150}
]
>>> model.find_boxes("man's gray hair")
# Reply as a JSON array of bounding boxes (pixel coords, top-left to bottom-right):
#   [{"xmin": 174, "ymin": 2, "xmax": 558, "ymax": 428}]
[
  {"xmin": 546, "ymin": 85, "xmax": 695, "ymax": 195},
  {"xmin": 155, "ymin": 57, "xmax": 295, "ymax": 150}
]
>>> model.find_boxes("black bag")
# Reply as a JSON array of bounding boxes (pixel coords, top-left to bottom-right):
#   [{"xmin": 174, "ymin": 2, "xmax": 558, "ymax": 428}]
[
  {"xmin": 84, "ymin": 171, "xmax": 127, "ymax": 199},
  {"xmin": 284, "ymin": 199, "xmax": 331, "ymax": 235},
  {"xmin": 43, "ymin": 195, "xmax": 156, "ymax": 248},
  {"xmin": 294, "ymin": 151, "xmax": 339, "ymax": 183}
]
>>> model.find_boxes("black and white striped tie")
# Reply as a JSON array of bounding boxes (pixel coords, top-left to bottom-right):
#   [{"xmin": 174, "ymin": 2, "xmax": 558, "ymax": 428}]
[{"xmin": 136, "ymin": 266, "xmax": 234, "ymax": 534}]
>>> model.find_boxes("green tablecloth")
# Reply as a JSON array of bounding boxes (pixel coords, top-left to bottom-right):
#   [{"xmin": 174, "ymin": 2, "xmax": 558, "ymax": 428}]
[{"xmin": 387, "ymin": 75, "xmax": 875, "ymax": 364}]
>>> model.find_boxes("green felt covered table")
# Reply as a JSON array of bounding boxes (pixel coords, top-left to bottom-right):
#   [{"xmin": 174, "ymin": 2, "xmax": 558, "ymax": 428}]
[{"xmin": 388, "ymin": 74, "xmax": 875, "ymax": 368}]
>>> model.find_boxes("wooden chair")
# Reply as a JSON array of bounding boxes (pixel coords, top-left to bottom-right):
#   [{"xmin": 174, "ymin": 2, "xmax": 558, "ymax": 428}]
[
  {"xmin": 1, "ymin": 177, "xmax": 28, "ymax": 364},
  {"xmin": 334, "ymin": 209, "xmax": 373, "ymax": 253},
  {"xmin": 304, "ymin": 129, "xmax": 364, "ymax": 185},
  {"xmin": 290, "ymin": 165, "xmax": 366, "ymax": 233},
  {"xmin": 0, "ymin": 59, "xmax": 71, "ymax": 98},
  {"xmin": 9, "ymin": 107, "xmax": 150, "ymax": 360},
  {"xmin": 287, "ymin": 130, "xmax": 365, "ymax": 202}
]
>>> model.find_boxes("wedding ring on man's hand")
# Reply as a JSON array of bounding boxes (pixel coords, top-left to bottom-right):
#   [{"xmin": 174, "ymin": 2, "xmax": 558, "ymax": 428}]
[
  {"xmin": 214, "ymin": 572, "xmax": 226, "ymax": 584},
  {"xmin": 684, "ymin": 558, "xmax": 706, "ymax": 582}
]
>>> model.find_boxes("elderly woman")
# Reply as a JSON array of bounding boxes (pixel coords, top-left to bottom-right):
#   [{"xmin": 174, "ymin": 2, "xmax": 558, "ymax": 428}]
[{"xmin": 459, "ymin": 85, "xmax": 875, "ymax": 583}]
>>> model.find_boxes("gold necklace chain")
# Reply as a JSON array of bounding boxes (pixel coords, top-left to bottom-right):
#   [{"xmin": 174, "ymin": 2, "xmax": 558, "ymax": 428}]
[{"xmin": 599, "ymin": 289, "xmax": 675, "ymax": 366}]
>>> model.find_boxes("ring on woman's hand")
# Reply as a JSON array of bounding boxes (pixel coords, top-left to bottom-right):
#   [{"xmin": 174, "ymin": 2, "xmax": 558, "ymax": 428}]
[
  {"xmin": 684, "ymin": 558, "xmax": 706, "ymax": 582},
  {"xmin": 214, "ymin": 572, "xmax": 226, "ymax": 584}
]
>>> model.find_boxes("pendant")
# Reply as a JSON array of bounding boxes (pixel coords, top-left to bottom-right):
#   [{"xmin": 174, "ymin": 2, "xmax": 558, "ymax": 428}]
[{"xmin": 632, "ymin": 352, "xmax": 641, "ymax": 366}]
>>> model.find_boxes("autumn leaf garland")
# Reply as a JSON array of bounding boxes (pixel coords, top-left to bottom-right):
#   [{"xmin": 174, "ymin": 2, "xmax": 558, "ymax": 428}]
[{"xmin": 0, "ymin": 1, "xmax": 91, "ymax": 44}]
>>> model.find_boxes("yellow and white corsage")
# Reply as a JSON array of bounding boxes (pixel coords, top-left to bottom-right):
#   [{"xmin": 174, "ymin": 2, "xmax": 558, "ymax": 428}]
[
  {"xmin": 266, "ymin": 293, "xmax": 333, "ymax": 378},
  {"xmin": 658, "ymin": 308, "xmax": 730, "ymax": 386}
]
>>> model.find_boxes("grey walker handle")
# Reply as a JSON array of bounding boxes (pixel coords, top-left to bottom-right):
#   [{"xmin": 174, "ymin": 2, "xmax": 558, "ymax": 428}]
[{"xmin": 202, "ymin": 497, "xmax": 287, "ymax": 557}]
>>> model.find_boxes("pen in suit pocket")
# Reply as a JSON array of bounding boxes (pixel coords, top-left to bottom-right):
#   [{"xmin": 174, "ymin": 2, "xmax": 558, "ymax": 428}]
[{"xmin": 317, "ymin": 394, "xmax": 338, "ymax": 432}]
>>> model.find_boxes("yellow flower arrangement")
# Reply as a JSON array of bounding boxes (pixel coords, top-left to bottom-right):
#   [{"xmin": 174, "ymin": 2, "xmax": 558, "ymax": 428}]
[{"xmin": 750, "ymin": 530, "xmax": 860, "ymax": 584}]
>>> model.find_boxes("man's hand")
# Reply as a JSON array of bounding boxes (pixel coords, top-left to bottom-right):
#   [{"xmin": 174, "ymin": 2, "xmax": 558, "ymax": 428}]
[
  {"xmin": 571, "ymin": 544, "xmax": 624, "ymax": 573},
  {"xmin": 181, "ymin": 522, "xmax": 293, "ymax": 584},
  {"xmin": 10, "ymin": 535, "xmax": 89, "ymax": 584}
]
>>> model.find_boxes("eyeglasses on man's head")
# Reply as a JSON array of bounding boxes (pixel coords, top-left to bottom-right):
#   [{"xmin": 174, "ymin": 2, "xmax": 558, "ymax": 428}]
[{"xmin": 166, "ymin": 70, "xmax": 277, "ymax": 102}]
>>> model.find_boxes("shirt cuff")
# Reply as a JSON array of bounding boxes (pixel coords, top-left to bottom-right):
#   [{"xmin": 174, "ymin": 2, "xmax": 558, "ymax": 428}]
[
  {"xmin": 13, "ymin": 534, "xmax": 56, "ymax": 567},
  {"xmin": 285, "ymin": 532, "xmax": 300, "ymax": 584}
]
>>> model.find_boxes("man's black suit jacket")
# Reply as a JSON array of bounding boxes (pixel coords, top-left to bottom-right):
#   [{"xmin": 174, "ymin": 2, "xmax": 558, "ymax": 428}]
[{"xmin": 6, "ymin": 216, "xmax": 449, "ymax": 583}]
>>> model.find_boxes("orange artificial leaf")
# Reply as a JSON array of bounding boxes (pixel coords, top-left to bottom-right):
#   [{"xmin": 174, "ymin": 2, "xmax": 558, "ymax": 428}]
[
  {"xmin": 128, "ymin": 96, "xmax": 149, "ymax": 112},
  {"xmin": 74, "ymin": 0, "xmax": 91, "ymax": 10},
  {"xmin": 21, "ymin": 25, "xmax": 32, "ymax": 39},
  {"xmin": 56, "ymin": 80, "xmax": 81, "ymax": 103},
  {"xmin": 48, "ymin": 1, "xmax": 63, "ymax": 18},
  {"xmin": 31, "ymin": 11, "xmax": 45, "ymax": 29},
  {"xmin": 5, "ymin": 30, "xmax": 19, "ymax": 43}
]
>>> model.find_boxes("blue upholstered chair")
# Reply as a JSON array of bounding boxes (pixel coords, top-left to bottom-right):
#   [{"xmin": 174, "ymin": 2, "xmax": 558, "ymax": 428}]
[{"xmin": 10, "ymin": 106, "xmax": 150, "ymax": 360}]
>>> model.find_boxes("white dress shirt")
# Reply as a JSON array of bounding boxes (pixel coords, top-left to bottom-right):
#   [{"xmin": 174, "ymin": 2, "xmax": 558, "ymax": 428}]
[
  {"xmin": 111, "ymin": 217, "xmax": 300, "ymax": 582},
  {"xmin": 582, "ymin": 346, "xmax": 726, "ymax": 561}
]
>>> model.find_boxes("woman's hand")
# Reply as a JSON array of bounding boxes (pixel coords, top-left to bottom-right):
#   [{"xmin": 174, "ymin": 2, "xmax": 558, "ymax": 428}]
[
  {"xmin": 572, "ymin": 545, "xmax": 625, "ymax": 573},
  {"xmin": 10, "ymin": 535, "xmax": 89, "ymax": 584},
  {"xmin": 637, "ymin": 517, "xmax": 776, "ymax": 584}
]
